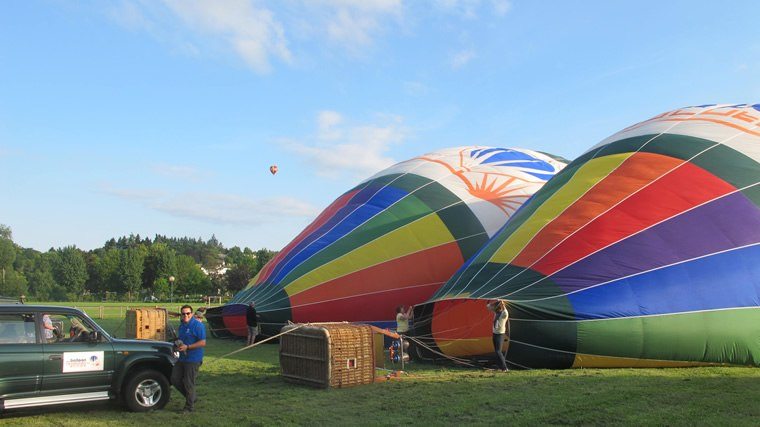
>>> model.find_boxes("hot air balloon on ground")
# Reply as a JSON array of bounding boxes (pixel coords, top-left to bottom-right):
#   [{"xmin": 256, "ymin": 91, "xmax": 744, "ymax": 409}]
[
  {"xmin": 413, "ymin": 104, "xmax": 760, "ymax": 369},
  {"xmin": 206, "ymin": 147, "xmax": 566, "ymax": 337}
]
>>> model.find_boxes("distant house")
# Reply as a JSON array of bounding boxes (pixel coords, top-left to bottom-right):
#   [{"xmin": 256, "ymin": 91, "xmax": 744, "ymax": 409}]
[{"xmin": 200, "ymin": 263, "xmax": 230, "ymax": 276}]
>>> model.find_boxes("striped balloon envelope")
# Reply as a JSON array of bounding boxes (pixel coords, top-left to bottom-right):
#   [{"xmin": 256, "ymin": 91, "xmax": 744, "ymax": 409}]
[
  {"xmin": 206, "ymin": 147, "xmax": 566, "ymax": 337},
  {"xmin": 413, "ymin": 104, "xmax": 760, "ymax": 368}
]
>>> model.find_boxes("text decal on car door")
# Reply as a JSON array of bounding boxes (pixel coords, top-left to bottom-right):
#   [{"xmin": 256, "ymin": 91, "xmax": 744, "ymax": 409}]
[{"xmin": 62, "ymin": 351, "xmax": 104, "ymax": 373}]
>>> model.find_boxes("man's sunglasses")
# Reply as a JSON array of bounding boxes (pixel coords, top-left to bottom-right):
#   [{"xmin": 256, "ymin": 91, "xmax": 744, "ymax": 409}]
[{"xmin": 181, "ymin": 312, "xmax": 193, "ymax": 316}]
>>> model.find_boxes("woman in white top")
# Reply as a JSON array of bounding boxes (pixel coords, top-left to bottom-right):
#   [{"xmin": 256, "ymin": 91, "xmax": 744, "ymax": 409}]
[
  {"xmin": 395, "ymin": 305, "xmax": 413, "ymax": 334},
  {"xmin": 487, "ymin": 300, "xmax": 509, "ymax": 372}
]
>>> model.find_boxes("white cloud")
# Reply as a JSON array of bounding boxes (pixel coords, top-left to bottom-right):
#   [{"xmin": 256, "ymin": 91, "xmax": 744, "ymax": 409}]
[
  {"xmin": 403, "ymin": 80, "xmax": 430, "ymax": 96},
  {"xmin": 108, "ymin": 1, "xmax": 512, "ymax": 73},
  {"xmin": 150, "ymin": 163, "xmax": 208, "ymax": 182},
  {"xmin": 309, "ymin": 0, "xmax": 404, "ymax": 53},
  {"xmin": 100, "ymin": 186, "xmax": 165, "ymax": 203},
  {"xmin": 285, "ymin": 111, "xmax": 406, "ymax": 179},
  {"xmin": 110, "ymin": 0, "xmax": 291, "ymax": 74},
  {"xmin": 434, "ymin": 0, "xmax": 479, "ymax": 19},
  {"xmin": 109, "ymin": 0, "xmax": 154, "ymax": 31},
  {"xmin": 492, "ymin": 0, "xmax": 512, "ymax": 16},
  {"xmin": 162, "ymin": 0, "xmax": 292, "ymax": 73},
  {"xmin": 155, "ymin": 193, "xmax": 318, "ymax": 224},
  {"xmin": 451, "ymin": 49, "xmax": 476, "ymax": 68},
  {"xmin": 434, "ymin": 0, "xmax": 512, "ymax": 18},
  {"xmin": 317, "ymin": 110, "xmax": 344, "ymax": 140},
  {"xmin": 101, "ymin": 186, "xmax": 319, "ymax": 225}
]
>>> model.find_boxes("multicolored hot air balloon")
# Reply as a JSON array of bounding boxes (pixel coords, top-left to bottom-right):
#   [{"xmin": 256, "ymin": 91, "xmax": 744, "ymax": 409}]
[
  {"xmin": 413, "ymin": 104, "xmax": 760, "ymax": 368},
  {"xmin": 206, "ymin": 147, "xmax": 566, "ymax": 337},
  {"xmin": 270, "ymin": 165, "xmax": 278, "ymax": 175}
]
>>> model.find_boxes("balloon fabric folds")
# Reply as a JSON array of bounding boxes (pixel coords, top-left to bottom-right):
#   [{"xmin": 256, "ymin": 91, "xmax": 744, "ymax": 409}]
[
  {"xmin": 414, "ymin": 104, "xmax": 760, "ymax": 369},
  {"xmin": 206, "ymin": 147, "xmax": 566, "ymax": 337}
]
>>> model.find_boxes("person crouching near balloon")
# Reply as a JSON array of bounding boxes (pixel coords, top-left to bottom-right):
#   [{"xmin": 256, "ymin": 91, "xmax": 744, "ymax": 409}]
[{"xmin": 486, "ymin": 299, "xmax": 509, "ymax": 372}]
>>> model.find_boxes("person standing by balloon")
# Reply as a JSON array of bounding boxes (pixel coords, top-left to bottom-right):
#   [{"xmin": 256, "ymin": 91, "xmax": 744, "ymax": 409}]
[
  {"xmin": 487, "ymin": 299, "xmax": 509, "ymax": 372},
  {"xmin": 395, "ymin": 305, "xmax": 413, "ymax": 335}
]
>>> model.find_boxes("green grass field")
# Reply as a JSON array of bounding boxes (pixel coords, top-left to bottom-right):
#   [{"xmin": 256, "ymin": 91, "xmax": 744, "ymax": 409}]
[
  {"xmin": 30, "ymin": 302, "xmax": 216, "ymax": 322},
  {"xmin": 2, "ymin": 313, "xmax": 760, "ymax": 426}
]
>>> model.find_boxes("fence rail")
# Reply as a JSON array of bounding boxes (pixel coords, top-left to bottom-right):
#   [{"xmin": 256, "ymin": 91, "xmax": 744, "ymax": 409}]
[{"xmin": 68, "ymin": 305, "xmax": 193, "ymax": 319}]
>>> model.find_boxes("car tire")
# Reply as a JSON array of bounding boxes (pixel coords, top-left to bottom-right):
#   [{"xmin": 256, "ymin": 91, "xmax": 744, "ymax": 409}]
[{"xmin": 123, "ymin": 369, "xmax": 171, "ymax": 412}]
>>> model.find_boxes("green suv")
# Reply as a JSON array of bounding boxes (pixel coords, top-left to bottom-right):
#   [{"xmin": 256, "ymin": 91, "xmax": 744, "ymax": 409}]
[{"xmin": 0, "ymin": 305, "xmax": 177, "ymax": 413}]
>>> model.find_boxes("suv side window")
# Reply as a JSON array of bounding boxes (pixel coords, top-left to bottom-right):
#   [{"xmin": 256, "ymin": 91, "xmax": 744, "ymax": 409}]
[
  {"xmin": 43, "ymin": 313, "xmax": 94, "ymax": 344},
  {"xmin": 0, "ymin": 313, "xmax": 37, "ymax": 344}
]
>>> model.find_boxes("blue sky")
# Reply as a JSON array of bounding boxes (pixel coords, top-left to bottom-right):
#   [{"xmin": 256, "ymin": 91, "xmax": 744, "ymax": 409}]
[{"xmin": 2, "ymin": 0, "xmax": 759, "ymax": 252}]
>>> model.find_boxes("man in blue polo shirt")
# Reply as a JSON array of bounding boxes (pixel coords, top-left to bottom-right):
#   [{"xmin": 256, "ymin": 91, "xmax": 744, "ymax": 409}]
[{"xmin": 171, "ymin": 304, "xmax": 206, "ymax": 413}]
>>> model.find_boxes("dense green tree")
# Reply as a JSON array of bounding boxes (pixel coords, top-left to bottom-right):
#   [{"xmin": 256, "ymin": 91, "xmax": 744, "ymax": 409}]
[
  {"xmin": 224, "ymin": 246, "xmax": 257, "ymax": 294},
  {"xmin": 87, "ymin": 247, "xmax": 123, "ymax": 296},
  {"xmin": 175, "ymin": 255, "xmax": 210, "ymax": 297},
  {"xmin": 200, "ymin": 236, "xmax": 223, "ymax": 269},
  {"xmin": 225, "ymin": 262, "xmax": 253, "ymax": 293},
  {"xmin": 225, "ymin": 246, "xmax": 245, "ymax": 266},
  {"xmin": 0, "ymin": 224, "xmax": 16, "ymax": 291},
  {"xmin": 118, "ymin": 247, "xmax": 145, "ymax": 301},
  {"xmin": 13, "ymin": 247, "xmax": 40, "ymax": 273},
  {"xmin": 0, "ymin": 269, "xmax": 27, "ymax": 297},
  {"xmin": 0, "ymin": 227, "xmax": 284, "ymax": 300},
  {"xmin": 208, "ymin": 273, "xmax": 226, "ymax": 297},
  {"xmin": 0, "ymin": 224, "xmax": 11, "ymax": 240},
  {"xmin": 254, "ymin": 249, "xmax": 278, "ymax": 276},
  {"xmin": 25, "ymin": 253, "xmax": 56, "ymax": 300},
  {"xmin": 142, "ymin": 243, "xmax": 177, "ymax": 293},
  {"xmin": 52, "ymin": 246, "xmax": 88, "ymax": 298},
  {"xmin": 110, "ymin": 234, "xmax": 148, "ymax": 250},
  {"xmin": 84, "ymin": 251, "xmax": 101, "ymax": 294},
  {"xmin": 153, "ymin": 277, "xmax": 170, "ymax": 300}
]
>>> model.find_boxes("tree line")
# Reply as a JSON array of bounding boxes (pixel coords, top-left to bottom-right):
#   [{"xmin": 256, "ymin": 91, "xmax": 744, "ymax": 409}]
[{"xmin": 0, "ymin": 224, "xmax": 277, "ymax": 302}]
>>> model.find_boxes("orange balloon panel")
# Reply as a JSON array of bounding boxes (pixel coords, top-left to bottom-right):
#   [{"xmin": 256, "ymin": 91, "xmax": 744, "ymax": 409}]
[{"xmin": 431, "ymin": 299, "xmax": 494, "ymax": 358}]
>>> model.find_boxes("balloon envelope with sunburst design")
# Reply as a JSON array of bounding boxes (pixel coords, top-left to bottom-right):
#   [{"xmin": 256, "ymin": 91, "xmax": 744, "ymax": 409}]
[
  {"xmin": 205, "ymin": 146, "xmax": 566, "ymax": 337},
  {"xmin": 413, "ymin": 104, "xmax": 760, "ymax": 369}
]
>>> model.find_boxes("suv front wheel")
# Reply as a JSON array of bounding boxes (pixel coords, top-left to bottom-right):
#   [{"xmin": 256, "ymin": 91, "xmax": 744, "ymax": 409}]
[{"xmin": 123, "ymin": 369, "xmax": 171, "ymax": 412}]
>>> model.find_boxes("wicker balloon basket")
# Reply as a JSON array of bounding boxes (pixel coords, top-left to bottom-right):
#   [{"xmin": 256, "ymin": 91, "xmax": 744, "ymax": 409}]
[
  {"xmin": 125, "ymin": 308, "xmax": 167, "ymax": 341},
  {"xmin": 279, "ymin": 323, "xmax": 376, "ymax": 388}
]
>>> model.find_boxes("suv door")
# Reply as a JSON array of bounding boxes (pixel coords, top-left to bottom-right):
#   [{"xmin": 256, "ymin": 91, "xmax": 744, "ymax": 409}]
[
  {"xmin": 40, "ymin": 312, "xmax": 115, "ymax": 395},
  {"xmin": 0, "ymin": 312, "xmax": 43, "ymax": 399}
]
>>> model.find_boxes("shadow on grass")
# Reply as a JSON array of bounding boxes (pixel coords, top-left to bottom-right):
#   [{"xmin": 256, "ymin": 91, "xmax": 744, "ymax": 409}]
[
  {"xmin": 3, "ymin": 364, "xmax": 759, "ymax": 425},
  {"xmin": 6, "ymin": 325, "xmax": 757, "ymax": 425}
]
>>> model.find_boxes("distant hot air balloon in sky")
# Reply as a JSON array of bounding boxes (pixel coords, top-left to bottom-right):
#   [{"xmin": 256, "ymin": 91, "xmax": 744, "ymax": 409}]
[
  {"xmin": 413, "ymin": 104, "xmax": 760, "ymax": 369},
  {"xmin": 270, "ymin": 165, "xmax": 278, "ymax": 175},
  {"xmin": 206, "ymin": 146, "xmax": 566, "ymax": 337}
]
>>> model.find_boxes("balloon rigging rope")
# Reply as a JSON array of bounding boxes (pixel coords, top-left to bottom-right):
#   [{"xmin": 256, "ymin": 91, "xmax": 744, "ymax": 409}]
[
  {"xmin": 404, "ymin": 335, "xmax": 534, "ymax": 371},
  {"xmin": 205, "ymin": 323, "xmax": 307, "ymax": 365},
  {"xmin": 201, "ymin": 318, "xmax": 556, "ymax": 371},
  {"xmin": 402, "ymin": 335, "xmax": 483, "ymax": 368}
]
